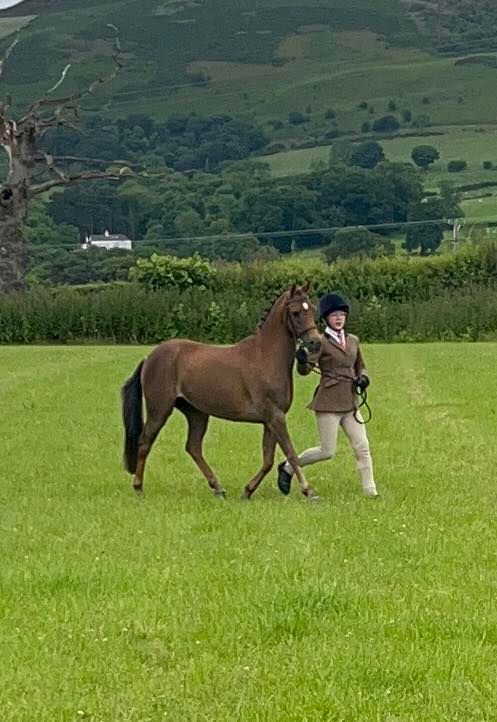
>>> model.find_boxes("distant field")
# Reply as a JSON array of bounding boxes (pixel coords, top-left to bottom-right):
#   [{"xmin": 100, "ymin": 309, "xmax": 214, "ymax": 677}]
[
  {"xmin": 266, "ymin": 126, "xmax": 497, "ymax": 190},
  {"xmin": 2, "ymin": 344, "xmax": 497, "ymax": 720},
  {"xmin": 0, "ymin": 15, "xmax": 35, "ymax": 39},
  {"xmin": 460, "ymin": 194, "xmax": 497, "ymax": 222}
]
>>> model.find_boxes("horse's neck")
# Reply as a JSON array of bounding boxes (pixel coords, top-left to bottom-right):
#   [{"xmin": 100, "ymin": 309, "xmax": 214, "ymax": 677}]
[{"xmin": 256, "ymin": 303, "xmax": 295, "ymax": 371}]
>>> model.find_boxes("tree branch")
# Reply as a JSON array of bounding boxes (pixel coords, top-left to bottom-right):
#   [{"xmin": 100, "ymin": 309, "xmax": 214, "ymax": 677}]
[
  {"xmin": 30, "ymin": 167, "xmax": 133, "ymax": 196},
  {"xmin": 60, "ymin": 155, "xmax": 138, "ymax": 167},
  {"xmin": 19, "ymin": 26, "xmax": 123, "ymax": 123},
  {"xmin": 0, "ymin": 34, "xmax": 19, "ymax": 115}
]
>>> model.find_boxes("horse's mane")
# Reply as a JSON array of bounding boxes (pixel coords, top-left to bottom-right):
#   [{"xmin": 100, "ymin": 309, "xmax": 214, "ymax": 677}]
[{"xmin": 256, "ymin": 291, "xmax": 285, "ymax": 330}]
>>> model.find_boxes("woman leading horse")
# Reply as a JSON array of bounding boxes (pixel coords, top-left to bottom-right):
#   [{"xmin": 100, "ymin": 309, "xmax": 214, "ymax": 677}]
[
  {"xmin": 277, "ymin": 293, "xmax": 379, "ymax": 498},
  {"xmin": 121, "ymin": 283, "xmax": 322, "ymax": 500}
]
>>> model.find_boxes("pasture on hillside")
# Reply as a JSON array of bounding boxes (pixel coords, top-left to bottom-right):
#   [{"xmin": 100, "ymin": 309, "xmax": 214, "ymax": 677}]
[
  {"xmin": 267, "ymin": 127, "xmax": 497, "ymax": 189},
  {"xmin": 1, "ymin": 344, "xmax": 497, "ymax": 720},
  {"xmin": 3, "ymin": 0, "xmax": 497, "ymax": 143}
]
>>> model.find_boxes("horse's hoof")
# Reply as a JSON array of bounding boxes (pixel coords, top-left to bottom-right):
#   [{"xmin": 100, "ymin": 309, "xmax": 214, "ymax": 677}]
[
  {"xmin": 241, "ymin": 489, "xmax": 251, "ymax": 501},
  {"xmin": 214, "ymin": 488, "xmax": 226, "ymax": 499},
  {"xmin": 133, "ymin": 485, "xmax": 143, "ymax": 496},
  {"xmin": 305, "ymin": 489, "xmax": 320, "ymax": 503}
]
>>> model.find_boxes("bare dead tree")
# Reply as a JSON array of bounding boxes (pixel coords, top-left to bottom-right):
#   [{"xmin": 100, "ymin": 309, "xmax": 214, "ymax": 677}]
[{"xmin": 0, "ymin": 25, "xmax": 132, "ymax": 294}]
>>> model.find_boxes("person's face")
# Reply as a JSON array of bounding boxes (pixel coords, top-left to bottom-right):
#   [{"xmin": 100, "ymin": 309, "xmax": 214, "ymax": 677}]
[{"xmin": 326, "ymin": 310, "xmax": 347, "ymax": 331}]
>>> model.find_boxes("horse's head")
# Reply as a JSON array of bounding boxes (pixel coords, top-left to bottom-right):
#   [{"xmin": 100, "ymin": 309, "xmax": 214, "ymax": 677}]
[{"xmin": 285, "ymin": 282, "xmax": 321, "ymax": 363}]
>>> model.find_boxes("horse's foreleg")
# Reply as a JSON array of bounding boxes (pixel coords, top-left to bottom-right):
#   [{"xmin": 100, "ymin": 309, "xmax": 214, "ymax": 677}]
[
  {"xmin": 268, "ymin": 413, "xmax": 319, "ymax": 501},
  {"xmin": 242, "ymin": 425, "xmax": 277, "ymax": 500},
  {"xmin": 133, "ymin": 404, "xmax": 173, "ymax": 494},
  {"xmin": 181, "ymin": 405, "xmax": 225, "ymax": 498}
]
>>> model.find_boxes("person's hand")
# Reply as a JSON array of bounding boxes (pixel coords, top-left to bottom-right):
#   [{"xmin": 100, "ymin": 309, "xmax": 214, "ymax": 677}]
[{"xmin": 355, "ymin": 374, "xmax": 370, "ymax": 392}]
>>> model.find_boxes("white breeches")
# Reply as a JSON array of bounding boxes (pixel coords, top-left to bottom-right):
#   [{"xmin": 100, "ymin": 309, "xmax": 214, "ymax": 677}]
[{"xmin": 284, "ymin": 411, "xmax": 376, "ymax": 493}]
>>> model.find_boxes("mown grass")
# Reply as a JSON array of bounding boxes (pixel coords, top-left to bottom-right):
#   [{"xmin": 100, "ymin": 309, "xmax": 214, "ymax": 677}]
[{"xmin": 1, "ymin": 344, "xmax": 497, "ymax": 720}]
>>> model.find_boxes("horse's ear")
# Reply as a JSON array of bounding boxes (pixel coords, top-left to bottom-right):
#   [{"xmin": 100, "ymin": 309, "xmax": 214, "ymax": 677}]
[
  {"xmin": 288, "ymin": 283, "xmax": 297, "ymax": 297},
  {"xmin": 303, "ymin": 280, "xmax": 311, "ymax": 294}
]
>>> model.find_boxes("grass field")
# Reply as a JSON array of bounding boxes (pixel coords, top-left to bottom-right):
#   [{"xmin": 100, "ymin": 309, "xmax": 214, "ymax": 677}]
[
  {"xmin": 0, "ymin": 15, "xmax": 35, "ymax": 39},
  {"xmin": 2, "ymin": 344, "xmax": 497, "ymax": 720},
  {"xmin": 460, "ymin": 193, "xmax": 497, "ymax": 222},
  {"xmin": 266, "ymin": 126, "xmax": 497, "ymax": 188}
]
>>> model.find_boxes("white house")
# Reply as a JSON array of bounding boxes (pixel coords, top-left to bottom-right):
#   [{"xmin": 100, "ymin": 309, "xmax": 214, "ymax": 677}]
[{"xmin": 81, "ymin": 230, "xmax": 133, "ymax": 251}]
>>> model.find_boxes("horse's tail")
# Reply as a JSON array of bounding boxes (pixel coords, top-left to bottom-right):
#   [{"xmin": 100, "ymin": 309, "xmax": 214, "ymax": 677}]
[{"xmin": 122, "ymin": 360, "xmax": 144, "ymax": 474}]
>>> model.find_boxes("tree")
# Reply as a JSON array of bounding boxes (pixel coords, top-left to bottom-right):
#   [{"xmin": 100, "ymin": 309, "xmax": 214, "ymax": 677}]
[
  {"xmin": 235, "ymin": 181, "xmax": 319, "ymax": 252},
  {"xmin": 405, "ymin": 197, "xmax": 447, "ymax": 255},
  {"xmin": 411, "ymin": 145, "xmax": 440, "ymax": 170},
  {"xmin": 447, "ymin": 160, "xmax": 467, "ymax": 173},
  {"xmin": 372, "ymin": 115, "xmax": 400, "ymax": 133},
  {"xmin": 329, "ymin": 140, "xmax": 353, "ymax": 167},
  {"xmin": 25, "ymin": 200, "xmax": 79, "ymax": 246},
  {"xmin": 312, "ymin": 162, "xmax": 423, "ymax": 230},
  {"xmin": 404, "ymin": 222, "xmax": 443, "ymax": 256},
  {"xmin": 349, "ymin": 141, "xmax": 385, "ymax": 169},
  {"xmin": 174, "ymin": 208, "xmax": 205, "ymax": 238},
  {"xmin": 402, "ymin": 109, "xmax": 412, "ymax": 123},
  {"xmin": 288, "ymin": 111, "xmax": 307, "ymax": 125},
  {"xmin": 0, "ymin": 27, "xmax": 129, "ymax": 293},
  {"xmin": 412, "ymin": 114, "xmax": 431, "ymax": 128},
  {"xmin": 324, "ymin": 227, "xmax": 395, "ymax": 262}
]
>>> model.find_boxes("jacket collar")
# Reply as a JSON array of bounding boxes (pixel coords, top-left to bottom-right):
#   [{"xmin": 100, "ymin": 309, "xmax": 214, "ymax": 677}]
[{"xmin": 324, "ymin": 330, "xmax": 348, "ymax": 353}]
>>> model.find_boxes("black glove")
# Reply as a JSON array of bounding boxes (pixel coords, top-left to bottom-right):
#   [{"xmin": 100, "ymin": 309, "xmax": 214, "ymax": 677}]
[
  {"xmin": 355, "ymin": 374, "xmax": 370, "ymax": 393},
  {"xmin": 295, "ymin": 347, "xmax": 309, "ymax": 365}
]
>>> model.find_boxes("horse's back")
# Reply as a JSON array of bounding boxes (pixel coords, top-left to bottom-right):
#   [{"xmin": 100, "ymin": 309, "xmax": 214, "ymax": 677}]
[{"xmin": 141, "ymin": 336, "xmax": 262, "ymax": 420}]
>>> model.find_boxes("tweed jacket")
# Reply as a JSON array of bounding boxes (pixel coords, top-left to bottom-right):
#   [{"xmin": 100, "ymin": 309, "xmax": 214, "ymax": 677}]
[{"xmin": 307, "ymin": 332, "xmax": 368, "ymax": 413}]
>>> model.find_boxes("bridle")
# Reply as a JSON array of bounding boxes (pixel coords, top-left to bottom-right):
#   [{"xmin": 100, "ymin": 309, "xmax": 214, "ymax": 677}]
[{"xmin": 285, "ymin": 301, "xmax": 318, "ymax": 348}]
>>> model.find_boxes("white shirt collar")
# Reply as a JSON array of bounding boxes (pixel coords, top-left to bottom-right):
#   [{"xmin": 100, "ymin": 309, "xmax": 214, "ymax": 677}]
[{"xmin": 325, "ymin": 326, "xmax": 345, "ymax": 344}]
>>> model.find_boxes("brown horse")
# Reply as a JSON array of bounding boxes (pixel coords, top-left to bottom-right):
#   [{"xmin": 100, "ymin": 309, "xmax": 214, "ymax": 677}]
[{"xmin": 121, "ymin": 283, "xmax": 322, "ymax": 500}]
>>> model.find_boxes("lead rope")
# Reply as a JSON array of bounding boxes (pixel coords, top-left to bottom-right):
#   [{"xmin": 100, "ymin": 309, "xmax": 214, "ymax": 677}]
[{"xmin": 354, "ymin": 386, "xmax": 372, "ymax": 425}]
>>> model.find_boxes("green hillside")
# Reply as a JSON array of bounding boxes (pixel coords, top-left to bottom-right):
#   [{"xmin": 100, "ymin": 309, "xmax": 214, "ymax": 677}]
[
  {"xmin": 2, "ymin": 0, "xmax": 497, "ymax": 194},
  {"xmin": 1, "ymin": 1, "xmax": 497, "ymax": 141}
]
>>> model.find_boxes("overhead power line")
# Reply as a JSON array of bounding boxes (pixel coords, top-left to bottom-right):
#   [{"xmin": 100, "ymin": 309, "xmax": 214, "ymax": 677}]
[
  {"xmin": 28, "ymin": 215, "xmax": 497, "ymax": 253},
  {"xmin": 125, "ymin": 217, "xmax": 464, "ymax": 246}
]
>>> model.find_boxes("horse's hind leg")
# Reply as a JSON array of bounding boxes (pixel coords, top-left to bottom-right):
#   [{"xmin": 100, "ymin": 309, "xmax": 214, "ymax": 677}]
[
  {"xmin": 242, "ymin": 425, "xmax": 277, "ymax": 500},
  {"xmin": 177, "ymin": 400, "xmax": 225, "ymax": 498},
  {"xmin": 133, "ymin": 401, "xmax": 174, "ymax": 494}
]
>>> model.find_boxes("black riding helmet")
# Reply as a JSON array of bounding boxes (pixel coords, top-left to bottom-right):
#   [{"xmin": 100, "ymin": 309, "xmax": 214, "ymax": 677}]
[{"xmin": 318, "ymin": 293, "xmax": 350, "ymax": 320}]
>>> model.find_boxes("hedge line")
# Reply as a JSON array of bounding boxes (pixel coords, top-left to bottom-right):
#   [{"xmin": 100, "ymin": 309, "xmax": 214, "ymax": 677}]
[
  {"xmin": 2, "ymin": 243, "xmax": 497, "ymax": 344},
  {"xmin": 214, "ymin": 242, "xmax": 497, "ymax": 305},
  {"xmin": 1, "ymin": 283, "xmax": 497, "ymax": 345}
]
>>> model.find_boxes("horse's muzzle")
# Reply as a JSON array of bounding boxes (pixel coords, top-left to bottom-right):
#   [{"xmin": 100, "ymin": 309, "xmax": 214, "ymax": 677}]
[{"xmin": 303, "ymin": 332, "xmax": 322, "ymax": 362}]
